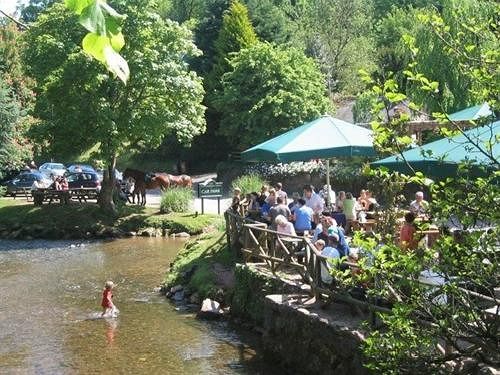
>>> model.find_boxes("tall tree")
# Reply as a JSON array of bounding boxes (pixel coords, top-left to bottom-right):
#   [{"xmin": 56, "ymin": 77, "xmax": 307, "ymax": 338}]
[
  {"xmin": 23, "ymin": 1, "xmax": 206, "ymax": 212},
  {"xmin": 216, "ymin": 42, "xmax": 333, "ymax": 150},
  {"xmin": 18, "ymin": 0, "xmax": 56, "ymax": 23},
  {"xmin": 299, "ymin": 0, "xmax": 377, "ymax": 95},
  {"xmin": 207, "ymin": 0, "xmax": 258, "ymax": 96},
  {"xmin": 0, "ymin": 78, "xmax": 32, "ymax": 178}
]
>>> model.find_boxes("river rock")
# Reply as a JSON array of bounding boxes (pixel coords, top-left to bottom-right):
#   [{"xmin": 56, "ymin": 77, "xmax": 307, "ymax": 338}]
[
  {"xmin": 189, "ymin": 292, "xmax": 200, "ymax": 304},
  {"xmin": 173, "ymin": 290, "xmax": 185, "ymax": 301},
  {"xmin": 170, "ymin": 285, "xmax": 184, "ymax": 293},
  {"xmin": 197, "ymin": 298, "xmax": 224, "ymax": 319},
  {"xmin": 172, "ymin": 232, "xmax": 190, "ymax": 238}
]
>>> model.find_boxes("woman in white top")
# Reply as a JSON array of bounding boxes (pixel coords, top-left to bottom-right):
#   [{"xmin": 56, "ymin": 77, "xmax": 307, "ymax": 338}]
[{"xmin": 275, "ymin": 215, "xmax": 296, "ymax": 237}]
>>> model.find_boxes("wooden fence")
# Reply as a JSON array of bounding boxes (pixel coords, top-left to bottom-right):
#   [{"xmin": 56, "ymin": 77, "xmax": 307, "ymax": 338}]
[{"xmin": 224, "ymin": 209, "xmax": 391, "ymax": 318}]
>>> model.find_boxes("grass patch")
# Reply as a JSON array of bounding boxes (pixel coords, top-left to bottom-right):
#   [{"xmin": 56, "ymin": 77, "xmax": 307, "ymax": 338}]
[
  {"xmin": 164, "ymin": 229, "xmax": 236, "ymax": 299},
  {"xmin": 160, "ymin": 187, "xmax": 193, "ymax": 214},
  {"xmin": 231, "ymin": 174, "xmax": 268, "ymax": 195},
  {"xmin": 0, "ymin": 198, "xmax": 219, "ymax": 237}
]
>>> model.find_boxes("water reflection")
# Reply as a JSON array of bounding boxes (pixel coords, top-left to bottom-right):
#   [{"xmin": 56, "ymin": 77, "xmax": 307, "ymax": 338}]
[{"xmin": 0, "ymin": 238, "xmax": 275, "ymax": 374}]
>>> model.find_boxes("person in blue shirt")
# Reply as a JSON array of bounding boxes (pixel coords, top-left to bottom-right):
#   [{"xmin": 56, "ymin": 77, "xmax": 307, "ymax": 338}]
[
  {"xmin": 327, "ymin": 219, "xmax": 350, "ymax": 258},
  {"xmin": 293, "ymin": 198, "xmax": 313, "ymax": 235}
]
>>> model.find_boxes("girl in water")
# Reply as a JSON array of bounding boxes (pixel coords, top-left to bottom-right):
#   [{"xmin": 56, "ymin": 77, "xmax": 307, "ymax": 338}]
[{"xmin": 101, "ymin": 281, "xmax": 118, "ymax": 317}]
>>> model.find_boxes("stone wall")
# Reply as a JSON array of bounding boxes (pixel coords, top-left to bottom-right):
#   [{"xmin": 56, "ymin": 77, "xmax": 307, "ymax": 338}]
[{"xmin": 262, "ymin": 294, "xmax": 369, "ymax": 375}]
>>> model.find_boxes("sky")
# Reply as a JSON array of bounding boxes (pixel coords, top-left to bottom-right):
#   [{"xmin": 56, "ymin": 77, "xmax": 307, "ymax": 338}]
[{"xmin": 0, "ymin": 0, "xmax": 28, "ymax": 17}]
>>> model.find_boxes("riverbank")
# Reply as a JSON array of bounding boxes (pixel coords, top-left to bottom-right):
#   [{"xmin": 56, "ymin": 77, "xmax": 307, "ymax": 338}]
[{"xmin": 0, "ymin": 198, "xmax": 218, "ymax": 240}]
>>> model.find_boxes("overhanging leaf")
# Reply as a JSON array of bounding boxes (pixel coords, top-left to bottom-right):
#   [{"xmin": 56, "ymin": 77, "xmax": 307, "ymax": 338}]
[
  {"xmin": 82, "ymin": 32, "xmax": 108, "ymax": 62},
  {"xmin": 103, "ymin": 46, "xmax": 129, "ymax": 84},
  {"xmin": 79, "ymin": 1, "xmax": 106, "ymax": 36},
  {"xmin": 65, "ymin": 0, "xmax": 93, "ymax": 15}
]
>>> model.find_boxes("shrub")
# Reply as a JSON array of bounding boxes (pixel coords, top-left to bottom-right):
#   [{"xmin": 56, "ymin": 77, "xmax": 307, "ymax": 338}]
[
  {"xmin": 0, "ymin": 186, "xmax": 6, "ymax": 197},
  {"xmin": 160, "ymin": 187, "xmax": 193, "ymax": 214},
  {"xmin": 231, "ymin": 174, "xmax": 267, "ymax": 195}
]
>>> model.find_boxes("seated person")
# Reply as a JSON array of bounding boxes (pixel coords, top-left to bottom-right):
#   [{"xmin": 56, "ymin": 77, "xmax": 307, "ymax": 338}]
[
  {"xmin": 357, "ymin": 189, "xmax": 368, "ymax": 210},
  {"xmin": 316, "ymin": 237, "xmax": 341, "ymax": 285},
  {"xmin": 365, "ymin": 190, "xmax": 379, "ymax": 211},
  {"xmin": 409, "ymin": 191, "xmax": 429, "ymax": 216},
  {"xmin": 31, "ymin": 177, "xmax": 45, "ymax": 191},
  {"xmin": 400, "ymin": 212, "xmax": 417, "ymax": 251},
  {"xmin": 275, "ymin": 215, "xmax": 296, "ymax": 237},
  {"xmin": 327, "ymin": 221, "xmax": 351, "ymax": 258},
  {"xmin": 60, "ymin": 176, "xmax": 69, "ymax": 191},
  {"xmin": 293, "ymin": 198, "xmax": 313, "ymax": 235}
]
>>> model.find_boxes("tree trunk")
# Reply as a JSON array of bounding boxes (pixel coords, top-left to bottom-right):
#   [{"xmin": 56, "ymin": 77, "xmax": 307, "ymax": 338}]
[{"xmin": 98, "ymin": 155, "xmax": 117, "ymax": 215}]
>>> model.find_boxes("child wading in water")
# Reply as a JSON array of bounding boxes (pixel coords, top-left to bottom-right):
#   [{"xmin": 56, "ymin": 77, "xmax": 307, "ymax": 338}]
[{"xmin": 101, "ymin": 281, "xmax": 117, "ymax": 317}]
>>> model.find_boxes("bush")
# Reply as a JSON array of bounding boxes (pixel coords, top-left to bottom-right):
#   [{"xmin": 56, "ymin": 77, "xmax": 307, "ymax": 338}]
[
  {"xmin": 0, "ymin": 186, "xmax": 6, "ymax": 197},
  {"xmin": 231, "ymin": 174, "xmax": 267, "ymax": 195},
  {"xmin": 160, "ymin": 187, "xmax": 193, "ymax": 214}
]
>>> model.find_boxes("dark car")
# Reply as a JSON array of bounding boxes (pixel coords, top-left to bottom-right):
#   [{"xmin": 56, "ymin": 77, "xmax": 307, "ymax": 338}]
[
  {"xmin": 3, "ymin": 172, "xmax": 51, "ymax": 196},
  {"xmin": 66, "ymin": 164, "xmax": 96, "ymax": 174},
  {"xmin": 67, "ymin": 172, "xmax": 101, "ymax": 191}
]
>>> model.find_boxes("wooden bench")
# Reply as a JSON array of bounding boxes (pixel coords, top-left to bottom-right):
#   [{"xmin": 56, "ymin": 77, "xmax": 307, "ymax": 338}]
[
  {"xmin": 12, "ymin": 187, "xmax": 32, "ymax": 201},
  {"xmin": 32, "ymin": 189, "xmax": 70, "ymax": 205},
  {"xmin": 69, "ymin": 188, "xmax": 99, "ymax": 203}
]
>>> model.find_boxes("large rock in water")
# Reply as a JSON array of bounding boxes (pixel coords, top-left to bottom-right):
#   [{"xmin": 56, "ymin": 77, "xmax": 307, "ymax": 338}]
[{"xmin": 197, "ymin": 298, "xmax": 224, "ymax": 320}]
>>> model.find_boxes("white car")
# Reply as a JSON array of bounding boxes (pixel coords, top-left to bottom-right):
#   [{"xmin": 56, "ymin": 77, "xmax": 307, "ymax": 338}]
[{"xmin": 39, "ymin": 162, "xmax": 66, "ymax": 178}]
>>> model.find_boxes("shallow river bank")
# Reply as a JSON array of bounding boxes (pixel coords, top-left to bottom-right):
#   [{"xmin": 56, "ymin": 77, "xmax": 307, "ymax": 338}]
[{"xmin": 0, "ymin": 238, "xmax": 275, "ymax": 374}]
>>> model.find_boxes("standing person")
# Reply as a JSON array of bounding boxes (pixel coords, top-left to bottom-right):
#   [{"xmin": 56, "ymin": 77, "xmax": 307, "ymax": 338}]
[
  {"xmin": 101, "ymin": 281, "xmax": 117, "ymax": 317},
  {"xmin": 303, "ymin": 184, "xmax": 324, "ymax": 227},
  {"xmin": 275, "ymin": 182, "xmax": 288, "ymax": 202},
  {"xmin": 293, "ymin": 198, "xmax": 313, "ymax": 235},
  {"xmin": 265, "ymin": 188, "xmax": 277, "ymax": 206},
  {"xmin": 268, "ymin": 197, "xmax": 291, "ymax": 229},
  {"xmin": 231, "ymin": 187, "xmax": 243, "ymax": 212},
  {"xmin": 343, "ymin": 192, "xmax": 358, "ymax": 233},
  {"xmin": 336, "ymin": 191, "xmax": 346, "ymax": 212},
  {"xmin": 409, "ymin": 191, "xmax": 429, "ymax": 216}
]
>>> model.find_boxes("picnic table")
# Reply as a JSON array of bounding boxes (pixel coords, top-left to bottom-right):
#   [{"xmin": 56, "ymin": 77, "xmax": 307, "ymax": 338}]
[{"xmin": 32, "ymin": 188, "xmax": 99, "ymax": 205}]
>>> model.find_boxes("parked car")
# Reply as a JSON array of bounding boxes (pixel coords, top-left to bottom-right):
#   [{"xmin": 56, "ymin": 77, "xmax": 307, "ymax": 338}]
[
  {"xmin": 3, "ymin": 172, "xmax": 51, "ymax": 196},
  {"xmin": 66, "ymin": 172, "xmax": 101, "ymax": 192},
  {"xmin": 39, "ymin": 162, "xmax": 66, "ymax": 178},
  {"xmin": 66, "ymin": 164, "xmax": 96, "ymax": 174},
  {"xmin": 96, "ymin": 169, "xmax": 123, "ymax": 182}
]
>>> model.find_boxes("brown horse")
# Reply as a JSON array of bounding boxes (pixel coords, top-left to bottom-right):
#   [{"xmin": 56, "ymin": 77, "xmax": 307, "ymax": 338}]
[
  {"xmin": 165, "ymin": 174, "xmax": 192, "ymax": 188},
  {"xmin": 123, "ymin": 168, "xmax": 170, "ymax": 206}
]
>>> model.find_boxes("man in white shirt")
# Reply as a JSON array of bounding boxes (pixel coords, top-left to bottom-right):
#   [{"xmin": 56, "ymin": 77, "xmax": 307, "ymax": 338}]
[
  {"xmin": 303, "ymin": 184, "xmax": 324, "ymax": 215},
  {"xmin": 410, "ymin": 191, "xmax": 429, "ymax": 216},
  {"xmin": 275, "ymin": 182, "xmax": 288, "ymax": 202}
]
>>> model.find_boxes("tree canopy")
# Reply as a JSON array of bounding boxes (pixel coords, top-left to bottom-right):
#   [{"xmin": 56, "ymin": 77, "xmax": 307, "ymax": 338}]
[
  {"xmin": 216, "ymin": 42, "xmax": 333, "ymax": 150},
  {"xmin": 22, "ymin": 1, "xmax": 205, "ymax": 167}
]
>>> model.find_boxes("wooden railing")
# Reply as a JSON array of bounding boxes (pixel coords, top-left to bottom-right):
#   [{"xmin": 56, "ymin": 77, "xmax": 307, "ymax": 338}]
[{"xmin": 224, "ymin": 209, "xmax": 391, "ymax": 317}]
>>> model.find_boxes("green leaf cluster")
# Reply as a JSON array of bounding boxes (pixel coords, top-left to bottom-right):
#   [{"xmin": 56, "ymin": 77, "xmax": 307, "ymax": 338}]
[
  {"xmin": 215, "ymin": 42, "xmax": 333, "ymax": 150},
  {"xmin": 64, "ymin": 0, "xmax": 129, "ymax": 83}
]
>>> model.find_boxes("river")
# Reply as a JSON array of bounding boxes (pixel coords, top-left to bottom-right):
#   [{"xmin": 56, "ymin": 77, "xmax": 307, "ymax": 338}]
[{"xmin": 0, "ymin": 238, "xmax": 275, "ymax": 374}]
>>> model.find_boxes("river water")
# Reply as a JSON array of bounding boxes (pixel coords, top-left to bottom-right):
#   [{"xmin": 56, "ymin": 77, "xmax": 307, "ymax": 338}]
[{"xmin": 0, "ymin": 238, "xmax": 273, "ymax": 374}]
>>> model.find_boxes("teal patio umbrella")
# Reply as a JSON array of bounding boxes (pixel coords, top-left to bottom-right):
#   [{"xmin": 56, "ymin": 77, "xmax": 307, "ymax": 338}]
[
  {"xmin": 371, "ymin": 120, "xmax": 500, "ymax": 178},
  {"xmin": 241, "ymin": 115, "xmax": 376, "ymax": 202}
]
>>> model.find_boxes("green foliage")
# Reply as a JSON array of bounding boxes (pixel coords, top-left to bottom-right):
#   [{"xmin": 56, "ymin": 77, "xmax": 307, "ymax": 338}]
[
  {"xmin": 23, "ymin": 1, "xmax": 206, "ymax": 163},
  {"xmin": 207, "ymin": 0, "xmax": 258, "ymax": 96},
  {"xmin": 19, "ymin": 0, "xmax": 57, "ymax": 23},
  {"xmin": 298, "ymin": 0, "xmax": 377, "ymax": 95},
  {"xmin": 353, "ymin": 91, "xmax": 377, "ymax": 123},
  {"xmin": 216, "ymin": 42, "xmax": 333, "ymax": 150},
  {"xmin": 231, "ymin": 174, "xmax": 267, "ymax": 195},
  {"xmin": 244, "ymin": 0, "xmax": 294, "ymax": 44},
  {"xmin": 160, "ymin": 187, "xmax": 194, "ymax": 214},
  {"xmin": 64, "ymin": 0, "xmax": 129, "ymax": 83},
  {"xmin": 164, "ymin": 230, "xmax": 236, "ymax": 300},
  {"xmin": 0, "ymin": 78, "xmax": 32, "ymax": 178},
  {"xmin": 0, "ymin": 186, "xmax": 6, "ymax": 197},
  {"xmin": 358, "ymin": 4, "xmax": 500, "ymax": 372}
]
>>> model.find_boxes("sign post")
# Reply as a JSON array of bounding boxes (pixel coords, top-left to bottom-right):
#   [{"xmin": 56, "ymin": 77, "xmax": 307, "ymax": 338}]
[{"xmin": 197, "ymin": 179, "xmax": 224, "ymax": 214}]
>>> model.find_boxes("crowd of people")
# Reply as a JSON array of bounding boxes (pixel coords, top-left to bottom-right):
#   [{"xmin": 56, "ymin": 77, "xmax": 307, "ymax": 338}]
[{"xmin": 231, "ymin": 182, "xmax": 431, "ymax": 278}]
